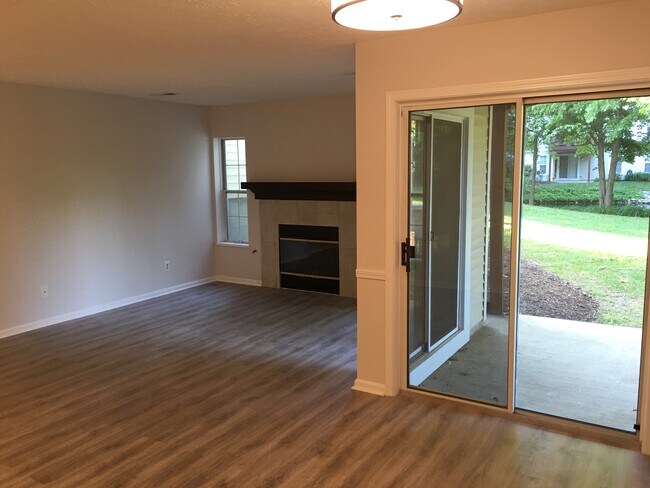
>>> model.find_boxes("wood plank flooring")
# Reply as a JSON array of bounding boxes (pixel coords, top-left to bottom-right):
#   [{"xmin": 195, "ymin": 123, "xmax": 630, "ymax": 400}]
[{"xmin": 1, "ymin": 282, "xmax": 649, "ymax": 487}]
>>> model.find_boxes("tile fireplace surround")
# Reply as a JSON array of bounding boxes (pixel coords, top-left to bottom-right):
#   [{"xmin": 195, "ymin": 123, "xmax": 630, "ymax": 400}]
[{"xmin": 258, "ymin": 200, "xmax": 356, "ymax": 297}]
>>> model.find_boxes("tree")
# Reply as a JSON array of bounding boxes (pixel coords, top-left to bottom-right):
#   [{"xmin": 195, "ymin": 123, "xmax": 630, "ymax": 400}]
[
  {"xmin": 544, "ymin": 98, "xmax": 650, "ymax": 207},
  {"xmin": 524, "ymin": 104, "xmax": 552, "ymax": 204}
]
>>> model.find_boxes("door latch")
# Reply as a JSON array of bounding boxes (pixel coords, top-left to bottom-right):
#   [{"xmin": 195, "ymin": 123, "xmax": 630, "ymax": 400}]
[{"xmin": 401, "ymin": 232, "xmax": 416, "ymax": 272}]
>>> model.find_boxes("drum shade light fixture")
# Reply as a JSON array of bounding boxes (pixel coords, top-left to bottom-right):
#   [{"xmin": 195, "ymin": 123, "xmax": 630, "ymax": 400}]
[{"xmin": 331, "ymin": 0, "xmax": 463, "ymax": 31}]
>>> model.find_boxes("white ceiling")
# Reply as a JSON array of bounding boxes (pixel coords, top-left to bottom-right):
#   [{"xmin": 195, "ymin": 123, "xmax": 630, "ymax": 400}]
[{"xmin": 0, "ymin": 0, "xmax": 623, "ymax": 106}]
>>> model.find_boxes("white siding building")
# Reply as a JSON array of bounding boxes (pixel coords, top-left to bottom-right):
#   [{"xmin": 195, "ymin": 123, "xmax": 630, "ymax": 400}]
[{"xmin": 524, "ymin": 144, "xmax": 650, "ymax": 182}]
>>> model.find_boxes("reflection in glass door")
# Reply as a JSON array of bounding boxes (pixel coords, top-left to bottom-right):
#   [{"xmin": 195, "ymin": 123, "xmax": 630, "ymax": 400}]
[{"xmin": 407, "ymin": 104, "xmax": 516, "ymax": 407}]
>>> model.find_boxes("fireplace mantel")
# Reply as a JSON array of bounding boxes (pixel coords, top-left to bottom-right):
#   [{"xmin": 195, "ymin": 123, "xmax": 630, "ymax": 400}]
[{"xmin": 241, "ymin": 182, "xmax": 356, "ymax": 201}]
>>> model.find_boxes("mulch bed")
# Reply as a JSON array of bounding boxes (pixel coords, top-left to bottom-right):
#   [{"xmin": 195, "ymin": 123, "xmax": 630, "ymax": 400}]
[{"xmin": 503, "ymin": 258, "xmax": 600, "ymax": 322}]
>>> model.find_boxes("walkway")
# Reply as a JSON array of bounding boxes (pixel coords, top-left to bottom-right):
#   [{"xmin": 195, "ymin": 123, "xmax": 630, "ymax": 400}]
[{"xmin": 521, "ymin": 220, "xmax": 648, "ymax": 257}]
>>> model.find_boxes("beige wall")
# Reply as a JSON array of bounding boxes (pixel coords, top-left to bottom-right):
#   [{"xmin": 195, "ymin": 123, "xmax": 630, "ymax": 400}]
[
  {"xmin": 209, "ymin": 93, "xmax": 356, "ymax": 282},
  {"xmin": 0, "ymin": 82, "xmax": 215, "ymax": 336},
  {"xmin": 355, "ymin": 0, "xmax": 650, "ymax": 387}
]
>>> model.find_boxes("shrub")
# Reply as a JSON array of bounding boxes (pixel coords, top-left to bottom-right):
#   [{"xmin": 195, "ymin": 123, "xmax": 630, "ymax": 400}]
[
  {"xmin": 625, "ymin": 172, "xmax": 650, "ymax": 182},
  {"xmin": 529, "ymin": 182, "xmax": 645, "ymax": 205}
]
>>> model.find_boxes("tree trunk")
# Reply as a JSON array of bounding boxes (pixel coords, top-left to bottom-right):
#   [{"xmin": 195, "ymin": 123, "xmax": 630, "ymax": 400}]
[
  {"xmin": 604, "ymin": 139, "xmax": 621, "ymax": 207},
  {"xmin": 597, "ymin": 139, "xmax": 606, "ymax": 207},
  {"xmin": 529, "ymin": 136, "xmax": 538, "ymax": 205}
]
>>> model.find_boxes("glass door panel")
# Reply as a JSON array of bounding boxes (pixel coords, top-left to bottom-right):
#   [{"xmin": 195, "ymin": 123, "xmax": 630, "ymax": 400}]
[
  {"xmin": 429, "ymin": 119, "xmax": 463, "ymax": 347},
  {"xmin": 408, "ymin": 104, "xmax": 516, "ymax": 407}
]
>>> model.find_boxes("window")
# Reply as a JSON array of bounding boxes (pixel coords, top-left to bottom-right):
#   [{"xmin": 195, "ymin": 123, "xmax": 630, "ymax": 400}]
[
  {"xmin": 645, "ymin": 162, "xmax": 650, "ymax": 173},
  {"xmin": 221, "ymin": 139, "xmax": 248, "ymax": 243},
  {"xmin": 538, "ymin": 155, "xmax": 548, "ymax": 176}
]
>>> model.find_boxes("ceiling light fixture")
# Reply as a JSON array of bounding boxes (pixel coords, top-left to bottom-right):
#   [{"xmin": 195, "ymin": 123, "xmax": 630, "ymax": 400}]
[{"xmin": 331, "ymin": 0, "xmax": 463, "ymax": 31}]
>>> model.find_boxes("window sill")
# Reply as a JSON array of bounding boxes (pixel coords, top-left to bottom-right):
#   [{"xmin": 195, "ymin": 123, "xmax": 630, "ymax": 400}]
[{"xmin": 215, "ymin": 241, "xmax": 250, "ymax": 249}]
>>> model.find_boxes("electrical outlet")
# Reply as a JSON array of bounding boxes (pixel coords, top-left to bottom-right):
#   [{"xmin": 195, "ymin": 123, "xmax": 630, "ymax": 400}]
[
  {"xmin": 164, "ymin": 260, "xmax": 170, "ymax": 272},
  {"xmin": 40, "ymin": 285, "xmax": 49, "ymax": 298}
]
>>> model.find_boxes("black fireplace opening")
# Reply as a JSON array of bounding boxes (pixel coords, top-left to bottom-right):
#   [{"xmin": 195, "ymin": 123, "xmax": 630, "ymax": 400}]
[{"xmin": 279, "ymin": 224, "xmax": 339, "ymax": 295}]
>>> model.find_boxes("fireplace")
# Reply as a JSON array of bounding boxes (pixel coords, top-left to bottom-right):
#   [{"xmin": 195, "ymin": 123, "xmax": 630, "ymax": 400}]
[
  {"xmin": 243, "ymin": 182, "xmax": 356, "ymax": 297},
  {"xmin": 279, "ymin": 224, "xmax": 340, "ymax": 294}
]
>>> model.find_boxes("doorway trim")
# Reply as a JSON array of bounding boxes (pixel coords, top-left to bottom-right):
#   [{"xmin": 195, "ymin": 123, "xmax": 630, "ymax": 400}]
[{"xmin": 383, "ymin": 67, "xmax": 650, "ymax": 453}]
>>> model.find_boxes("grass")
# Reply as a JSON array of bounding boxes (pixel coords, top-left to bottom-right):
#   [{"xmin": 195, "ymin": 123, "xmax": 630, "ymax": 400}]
[
  {"xmin": 617, "ymin": 181, "xmax": 650, "ymax": 192},
  {"xmin": 522, "ymin": 204, "xmax": 650, "ymax": 238},
  {"xmin": 568, "ymin": 204, "xmax": 650, "ymax": 218},
  {"xmin": 506, "ymin": 198, "xmax": 649, "ymax": 327},
  {"xmin": 458, "ymin": 186, "xmax": 648, "ymax": 326},
  {"xmin": 521, "ymin": 240, "xmax": 646, "ymax": 327}
]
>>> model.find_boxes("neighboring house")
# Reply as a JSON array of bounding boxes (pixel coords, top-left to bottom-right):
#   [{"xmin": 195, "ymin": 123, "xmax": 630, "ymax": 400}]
[{"xmin": 524, "ymin": 143, "xmax": 650, "ymax": 182}]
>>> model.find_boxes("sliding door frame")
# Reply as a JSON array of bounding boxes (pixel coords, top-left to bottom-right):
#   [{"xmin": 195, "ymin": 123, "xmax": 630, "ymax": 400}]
[
  {"xmin": 515, "ymin": 88, "xmax": 650, "ymax": 432},
  {"xmin": 399, "ymin": 98, "xmax": 523, "ymax": 410},
  {"xmin": 383, "ymin": 67, "xmax": 650, "ymax": 453}
]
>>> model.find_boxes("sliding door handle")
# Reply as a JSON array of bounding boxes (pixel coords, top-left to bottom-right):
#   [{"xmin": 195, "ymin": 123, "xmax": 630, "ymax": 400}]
[{"xmin": 401, "ymin": 234, "xmax": 416, "ymax": 272}]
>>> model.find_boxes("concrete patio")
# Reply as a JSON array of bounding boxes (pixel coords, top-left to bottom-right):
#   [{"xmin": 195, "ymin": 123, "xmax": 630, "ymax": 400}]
[{"xmin": 419, "ymin": 314, "xmax": 642, "ymax": 432}]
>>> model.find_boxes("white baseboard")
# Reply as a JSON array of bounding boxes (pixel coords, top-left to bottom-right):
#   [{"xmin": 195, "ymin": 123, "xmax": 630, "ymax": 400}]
[
  {"xmin": 352, "ymin": 379, "xmax": 386, "ymax": 396},
  {"xmin": 0, "ymin": 276, "xmax": 217, "ymax": 340},
  {"xmin": 214, "ymin": 275, "xmax": 262, "ymax": 287}
]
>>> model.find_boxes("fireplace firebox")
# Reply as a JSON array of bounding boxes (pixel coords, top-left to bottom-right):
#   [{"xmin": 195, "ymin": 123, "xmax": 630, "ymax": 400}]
[{"xmin": 279, "ymin": 224, "xmax": 340, "ymax": 294}]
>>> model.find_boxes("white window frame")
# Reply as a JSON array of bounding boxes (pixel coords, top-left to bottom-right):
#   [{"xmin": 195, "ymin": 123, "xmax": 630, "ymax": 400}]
[{"xmin": 214, "ymin": 138, "xmax": 249, "ymax": 246}]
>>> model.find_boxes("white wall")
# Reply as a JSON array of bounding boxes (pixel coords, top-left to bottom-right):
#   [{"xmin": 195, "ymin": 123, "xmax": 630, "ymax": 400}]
[
  {"xmin": 209, "ymin": 93, "xmax": 356, "ymax": 283},
  {"xmin": 0, "ymin": 82, "xmax": 215, "ymax": 336}
]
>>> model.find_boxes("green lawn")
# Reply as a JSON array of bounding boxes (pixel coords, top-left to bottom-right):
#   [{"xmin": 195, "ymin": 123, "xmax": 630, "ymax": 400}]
[
  {"xmin": 522, "ymin": 204, "xmax": 650, "ymax": 238},
  {"xmin": 520, "ymin": 203, "xmax": 648, "ymax": 327},
  {"xmin": 516, "ymin": 199, "xmax": 649, "ymax": 327},
  {"xmin": 479, "ymin": 186, "xmax": 648, "ymax": 326},
  {"xmin": 618, "ymin": 181, "xmax": 650, "ymax": 192},
  {"xmin": 521, "ymin": 240, "xmax": 646, "ymax": 327}
]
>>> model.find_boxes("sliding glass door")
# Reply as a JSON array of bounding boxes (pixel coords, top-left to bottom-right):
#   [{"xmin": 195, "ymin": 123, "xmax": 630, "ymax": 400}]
[
  {"xmin": 407, "ymin": 104, "xmax": 515, "ymax": 407},
  {"xmin": 408, "ymin": 114, "xmax": 464, "ymax": 359},
  {"xmin": 405, "ymin": 93, "xmax": 649, "ymax": 434}
]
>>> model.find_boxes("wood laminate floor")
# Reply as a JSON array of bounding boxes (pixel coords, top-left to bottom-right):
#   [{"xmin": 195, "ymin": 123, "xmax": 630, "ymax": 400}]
[{"xmin": 1, "ymin": 282, "xmax": 649, "ymax": 487}]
